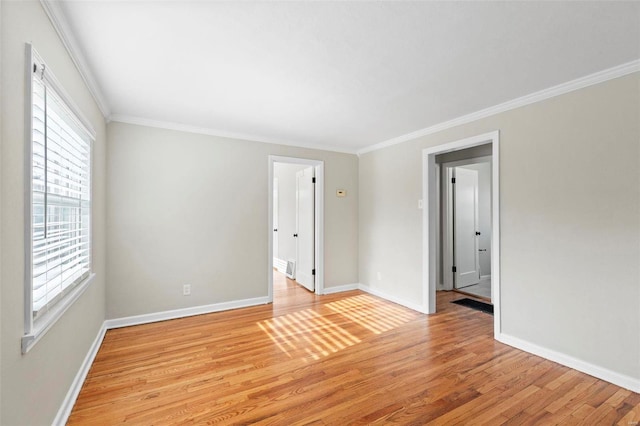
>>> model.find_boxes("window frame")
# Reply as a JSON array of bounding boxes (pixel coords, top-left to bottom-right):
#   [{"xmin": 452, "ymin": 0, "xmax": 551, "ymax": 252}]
[{"xmin": 22, "ymin": 44, "xmax": 97, "ymax": 354}]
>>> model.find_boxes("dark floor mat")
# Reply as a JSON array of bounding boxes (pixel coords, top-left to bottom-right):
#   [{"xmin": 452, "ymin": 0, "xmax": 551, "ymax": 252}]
[{"xmin": 451, "ymin": 298, "xmax": 494, "ymax": 315}]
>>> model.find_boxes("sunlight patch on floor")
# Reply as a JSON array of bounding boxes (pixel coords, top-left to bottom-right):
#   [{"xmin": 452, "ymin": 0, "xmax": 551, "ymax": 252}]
[
  {"xmin": 325, "ymin": 294, "xmax": 418, "ymax": 334},
  {"xmin": 257, "ymin": 309, "xmax": 361, "ymax": 360},
  {"xmin": 258, "ymin": 295, "xmax": 419, "ymax": 360}
]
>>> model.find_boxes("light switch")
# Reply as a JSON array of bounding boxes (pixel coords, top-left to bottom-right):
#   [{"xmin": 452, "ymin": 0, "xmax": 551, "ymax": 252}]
[
  {"xmin": 418, "ymin": 199, "xmax": 423, "ymax": 209},
  {"xmin": 337, "ymin": 189, "xmax": 347, "ymax": 197}
]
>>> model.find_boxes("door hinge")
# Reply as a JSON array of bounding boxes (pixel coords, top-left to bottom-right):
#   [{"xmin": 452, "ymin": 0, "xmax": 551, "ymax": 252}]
[
  {"xmin": 452, "ymin": 266, "xmax": 457, "ymax": 273},
  {"xmin": 312, "ymin": 269, "xmax": 316, "ymax": 275},
  {"xmin": 312, "ymin": 177, "xmax": 316, "ymax": 183},
  {"xmin": 451, "ymin": 177, "xmax": 456, "ymax": 184}
]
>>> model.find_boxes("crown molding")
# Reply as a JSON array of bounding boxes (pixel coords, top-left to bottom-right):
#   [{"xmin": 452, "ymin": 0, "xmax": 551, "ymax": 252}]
[
  {"xmin": 358, "ymin": 59, "xmax": 640, "ymax": 155},
  {"xmin": 108, "ymin": 114, "xmax": 359, "ymax": 155},
  {"xmin": 40, "ymin": 0, "xmax": 111, "ymax": 118}
]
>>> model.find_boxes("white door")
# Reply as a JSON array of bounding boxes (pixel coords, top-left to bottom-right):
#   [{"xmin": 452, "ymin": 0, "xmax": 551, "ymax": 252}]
[
  {"xmin": 273, "ymin": 177, "xmax": 279, "ymax": 261},
  {"xmin": 295, "ymin": 167, "xmax": 315, "ymax": 292},
  {"xmin": 454, "ymin": 167, "xmax": 481, "ymax": 288}
]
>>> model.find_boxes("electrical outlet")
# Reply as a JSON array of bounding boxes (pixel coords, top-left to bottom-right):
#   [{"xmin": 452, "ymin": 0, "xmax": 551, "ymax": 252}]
[
  {"xmin": 377, "ymin": 272, "xmax": 382, "ymax": 281},
  {"xmin": 183, "ymin": 284, "xmax": 191, "ymax": 296}
]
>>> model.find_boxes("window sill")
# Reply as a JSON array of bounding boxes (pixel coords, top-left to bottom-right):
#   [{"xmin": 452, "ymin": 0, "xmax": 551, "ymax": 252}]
[{"xmin": 22, "ymin": 273, "xmax": 96, "ymax": 354}]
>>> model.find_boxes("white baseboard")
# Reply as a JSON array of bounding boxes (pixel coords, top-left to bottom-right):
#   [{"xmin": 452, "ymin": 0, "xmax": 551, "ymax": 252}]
[
  {"xmin": 53, "ymin": 323, "xmax": 107, "ymax": 426},
  {"xmin": 104, "ymin": 296, "xmax": 271, "ymax": 329},
  {"xmin": 497, "ymin": 333, "xmax": 640, "ymax": 393},
  {"xmin": 323, "ymin": 283, "xmax": 360, "ymax": 294},
  {"xmin": 481, "ymin": 274, "xmax": 491, "ymax": 280},
  {"xmin": 273, "ymin": 258, "xmax": 287, "ymax": 274},
  {"xmin": 358, "ymin": 284, "xmax": 428, "ymax": 314}
]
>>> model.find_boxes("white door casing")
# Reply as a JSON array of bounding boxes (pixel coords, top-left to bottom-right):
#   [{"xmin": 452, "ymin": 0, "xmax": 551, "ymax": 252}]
[
  {"xmin": 295, "ymin": 167, "xmax": 315, "ymax": 291},
  {"xmin": 454, "ymin": 167, "xmax": 481, "ymax": 288}
]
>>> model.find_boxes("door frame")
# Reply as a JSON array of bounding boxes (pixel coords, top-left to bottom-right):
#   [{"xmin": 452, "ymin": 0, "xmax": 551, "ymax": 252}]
[
  {"xmin": 268, "ymin": 155, "xmax": 324, "ymax": 301},
  {"xmin": 422, "ymin": 130, "xmax": 501, "ymax": 337},
  {"xmin": 441, "ymin": 156, "xmax": 492, "ymax": 291}
]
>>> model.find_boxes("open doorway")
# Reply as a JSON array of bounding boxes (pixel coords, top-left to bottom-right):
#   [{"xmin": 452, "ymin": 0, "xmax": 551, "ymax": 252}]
[
  {"xmin": 272, "ymin": 163, "xmax": 315, "ymax": 293},
  {"xmin": 441, "ymin": 156, "xmax": 492, "ymax": 301},
  {"xmin": 422, "ymin": 131, "xmax": 500, "ymax": 336},
  {"xmin": 268, "ymin": 156, "xmax": 324, "ymax": 304}
]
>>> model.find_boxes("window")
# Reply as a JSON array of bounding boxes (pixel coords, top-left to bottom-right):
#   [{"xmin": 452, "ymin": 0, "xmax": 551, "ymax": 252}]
[{"xmin": 23, "ymin": 44, "xmax": 95, "ymax": 353}]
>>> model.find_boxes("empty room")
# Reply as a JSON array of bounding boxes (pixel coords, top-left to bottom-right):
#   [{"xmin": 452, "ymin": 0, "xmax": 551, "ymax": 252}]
[{"xmin": 1, "ymin": 1, "xmax": 639, "ymax": 424}]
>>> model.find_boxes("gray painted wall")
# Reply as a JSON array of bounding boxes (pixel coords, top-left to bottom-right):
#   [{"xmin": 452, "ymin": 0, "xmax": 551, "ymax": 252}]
[
  {"xmin": 1, "ymin": 2, "xmax": 107, "ymax": 424},
  {"xmin": 359, "ymin": 72, "xmax": 640, "ymax": 380},
  {"xmin": 274, "ymin": 163, "xmax": 307, "ymax": 264},
  {"xmin": 106, "ymin": 122, "xmax": 359, "ymax": 318}
]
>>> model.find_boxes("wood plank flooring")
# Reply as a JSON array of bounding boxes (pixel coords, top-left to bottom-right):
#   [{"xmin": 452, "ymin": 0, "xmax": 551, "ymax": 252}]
[{"xmin": 68, "ymin": 272, "xmax": 640, "ymax": 425}]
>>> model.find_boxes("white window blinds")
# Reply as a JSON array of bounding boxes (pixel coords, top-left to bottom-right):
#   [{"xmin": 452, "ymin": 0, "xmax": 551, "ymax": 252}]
[{"xmin": 30, "ymin": 56, "xmax": 92, "ymax": 319}]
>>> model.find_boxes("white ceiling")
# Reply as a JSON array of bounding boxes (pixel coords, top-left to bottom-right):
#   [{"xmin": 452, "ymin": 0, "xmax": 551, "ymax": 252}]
[{"xmin": 56, "ymin": 1, "xmax": 640, "ymax": 153}]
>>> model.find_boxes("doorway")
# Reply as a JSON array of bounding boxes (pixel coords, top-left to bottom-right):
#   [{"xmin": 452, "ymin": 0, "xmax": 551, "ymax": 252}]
[
  {"xmin": 442, "ymin": 157, "xmax": 492, "ymax": 301},
  {"xmin": 268, "ymin": 156, "xmax": 324, "ymax": 303},
  {"xmin": 422, "ymin": 131, "xmax": 500, "ymax": 337}
]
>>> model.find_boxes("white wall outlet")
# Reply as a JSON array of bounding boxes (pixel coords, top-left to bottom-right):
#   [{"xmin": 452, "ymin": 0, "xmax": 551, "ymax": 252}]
[
  {"xmin": 183, "ymin": 284, "xmax": 191, "ymax": 296},
  {"xmin": 377, "ymin": 272, "xmax": 382, "ymax": 281},
  {"xmin": 418, "ymin": 199, "xmax": 423, "ymax": 209}
]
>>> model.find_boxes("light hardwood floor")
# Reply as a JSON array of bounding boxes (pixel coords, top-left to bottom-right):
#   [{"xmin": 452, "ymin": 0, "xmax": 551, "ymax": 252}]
[{"xmin": 68, "ymin": 273, "xmax": 639, "ymax": 424}]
